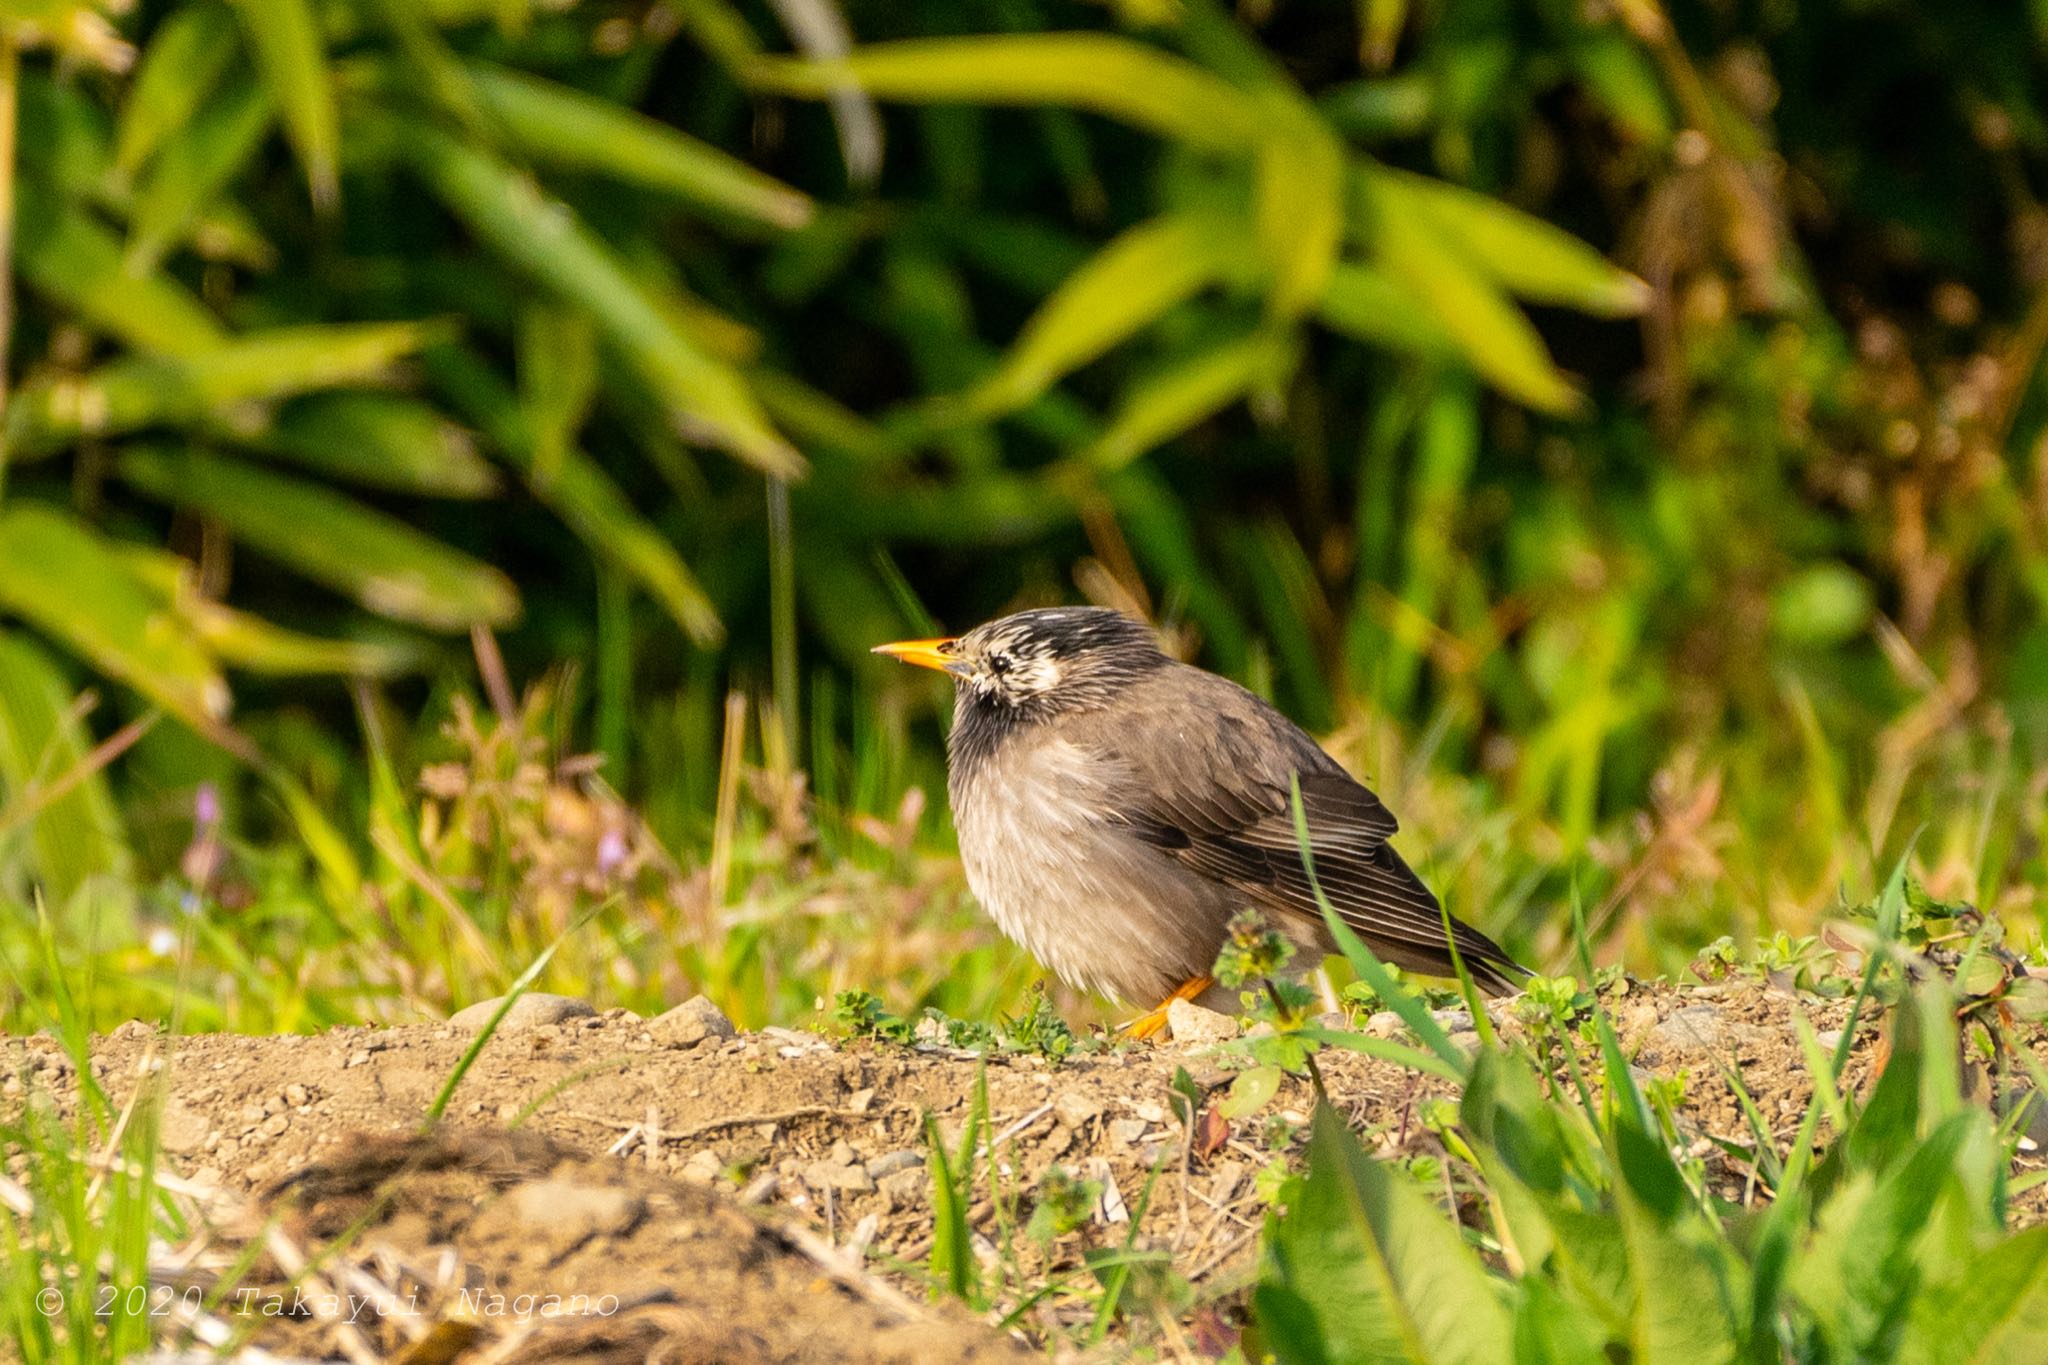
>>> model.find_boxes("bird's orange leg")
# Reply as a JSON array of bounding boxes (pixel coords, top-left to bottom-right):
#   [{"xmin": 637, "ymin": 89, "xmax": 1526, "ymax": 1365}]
[{"xmin": 1121, "ymin": 975, "xmax": 1216, "ymax": 1041}]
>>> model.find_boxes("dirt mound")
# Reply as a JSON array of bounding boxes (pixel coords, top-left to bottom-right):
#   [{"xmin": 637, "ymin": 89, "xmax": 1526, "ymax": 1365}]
[{"xmin": 11, "ymin": 976, "xmax": 2036, "ymax": 1359}]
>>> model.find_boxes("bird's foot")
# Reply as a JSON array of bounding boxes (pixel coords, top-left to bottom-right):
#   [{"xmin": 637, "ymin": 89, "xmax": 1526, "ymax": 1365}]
[{"xmin": 1121, "ymin": 975, "xmax": 1217, "ymax": 1041}]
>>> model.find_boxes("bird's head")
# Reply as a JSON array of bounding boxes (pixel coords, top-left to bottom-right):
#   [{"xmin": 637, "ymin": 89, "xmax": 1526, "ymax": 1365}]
[{"xmin": 874, "ymin": 607, "xmax": 1165, "ymax": 718}]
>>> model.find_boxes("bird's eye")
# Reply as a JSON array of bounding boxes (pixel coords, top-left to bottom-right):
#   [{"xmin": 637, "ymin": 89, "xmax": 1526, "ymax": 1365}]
[{"xmin": 987, "ymin": 653, "xmax": 1011, "ymax": 676}]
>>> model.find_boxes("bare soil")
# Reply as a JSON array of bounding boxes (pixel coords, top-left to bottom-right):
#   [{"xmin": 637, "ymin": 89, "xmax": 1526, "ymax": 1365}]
[{"xmin": 6, "ymin": 978, "xmax": 2042, "ymax": 1362}]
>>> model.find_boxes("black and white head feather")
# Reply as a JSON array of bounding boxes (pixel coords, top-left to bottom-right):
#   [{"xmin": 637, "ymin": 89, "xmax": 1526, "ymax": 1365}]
[{"xmin": 942, "ymin": 608, "xmax": 1165, "ymax": 751}]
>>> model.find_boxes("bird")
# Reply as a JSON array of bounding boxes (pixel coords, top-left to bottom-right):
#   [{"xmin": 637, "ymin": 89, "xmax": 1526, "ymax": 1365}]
[{"xmin": 874, "ymin": 606, "xmax": 1525, "ymax": 1037}]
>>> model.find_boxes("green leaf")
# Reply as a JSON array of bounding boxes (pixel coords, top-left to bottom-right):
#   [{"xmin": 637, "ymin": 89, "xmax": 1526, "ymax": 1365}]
[
  {"xmin": 114, "ymin": 1, "xmax": 241, "ymax": 177},
  {"xmin": 1219, "ymin": 1064, "xmax": 1283, "ymax": 1119},
  {"xmin": 15, "ymin": 194, "xmax": 227, "ymax": 354},
  {"xmin": 249, "ymin": 392, "xmax": 499, "ymax": 498},
  {"xmin": 969, "ymin": 211, "xmax": 1252, "ymax": 418},
  {"xmin": 1901, "ymin": 1224, "xmax": 2048, "ymax": 1365},
  {"xmin": 424, "ymin": 342, "xmax": 723, "ymax": 645},
  {"xmin": 1770, "ymin": 562, "xmax": 1873, "ymax": 646},
  {"xmin": 400, "ymin": 121, "xmax": 800, "ymax": 477},
  {"xmin": 1257, "ymin": 1105, "xmax": 1512, "ymax": 1364},
  {"xmin": 7, "ymin": 322, "xmax": 437, "ymax": 460},
  {"xmin": 1371, "ymin": 169, "xmax": 1650, "ymax": 317},
  {"xmin": 747, "ymin": 35, "xmax": 1263, "ymax": 152},
  {"xmin": 517, "ymin": 301, "xmax": 599, "ymax": 488},
  {"xmin": 118, "ymin": 449, "xmax": 519, "ymax": 632},
  {"xmin": 226, "ymin": 0, "xmax": 338, "ymax": 207},
  {"xmin": 527, "ymin": 448, "xmax": 723, "ymax": 646},
  {"xmin": 1254, "ymin": 97, "xmax": 1346, "ymax": 319},
  {"xmin": 0, "ymin": 629, "xmax": 132, "ymax": 906},
  {"xmin": 1356, "ymin": 176, "xmax": 1581, "ymax": 414},
  {"xmin": 1612, "ymin": 1175, "xmax": 1739, "ymax": 1365},
  {"xmin": 465, "ymin": 62, "xmax": 814, "ymax": 229},
  {"xmin": 1083, "ymin": 328, "xmax": 1297, "ymax": 470},
  {"xmin": 0, "ymin": 505, "xmax": 230, "ymax": 724},
  {"xmin": 1316, "ymin": 262, "xmax": 1458, "ymax": 356},
  {"xmin": 124, "ymin": 72, "xmax": 273, "ymax": 273},
  {"xmin": 118, "ymin": 547, "xmax": 421, "ymax": 676}
]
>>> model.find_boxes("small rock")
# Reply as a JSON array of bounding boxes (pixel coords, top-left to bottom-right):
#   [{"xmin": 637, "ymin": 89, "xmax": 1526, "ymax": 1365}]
[
  {"xmin": 509, "ymin": 1180, "xmax": 644, "ymax": 1239},
  {"xmin": 449, "ymin": 993, "xmax": 597, "ymax": 1033},
  {"xmin": 1167, "ymin": 998, "xmax": 1238, "ymax": 1046},
  {"xmin": 762, "ymin": 1026, "xmax": 825, "ymax": 1049},
  {"xmin": 259, "ymin": 1113, "xmax": 290, "ymax": 1140},
  {"xmin": 879, "ymin": 1168, "xmax": 926, "ymax": 1209},
  {"xmin": 648, "ymin": 995, "xmax": 736, "ymax": 1049},
  {"xmin": 1365, "ymin": 1011, "xmax": 1404, "ymax": 1038},
  {"xmin": 1814, "ymin": 1029, "xmax": 1844, "ymax": 1051},
  {"xmin": 1650, "ymin": 1006, "xmax": 1731, "ymax": 1054},
  {"xmin": 1053, "ymin": 1091, "xmax": 1103, "ymax": 1130},
  {"xmin": 1108, "ymin": 1118, "xmax": 1150, "ymax": 1146},
  {"xmin": 1133, "ymin": 1100, "xmax": 1169, "ymax": 1124},
  {"xmin": 1429, "ymin": 1008, "xmax": 1474, "ymax": 1034},
  {"xmin": 284, "ymin": 1084, "xmax": 310, "ymax": 1108},
  {"xmin": 829, "ymin": 1138, "xmax": 859, "ymax": 1167},
  {"xmin": 848, "ymin": 1087, "xmax": 876, "ymax": 1114},
  {"xmin": 159, "ymin": 1100, "xmax": 210, "ymax": 1155},
  {"xmin": 346, "ymin": 1049, "xmax": 372, "ymax": 1068},
  {"xmin": 681, "ymin": 1150, "xmax": 725, "ymax": 1184},
  {"xmin": 805, "ymin": 1161, "xmax": 875, "ymax": 1195},
  {"xmin": 866, "ymin": 1150, "xmax": 922, "ymax": 1179}
]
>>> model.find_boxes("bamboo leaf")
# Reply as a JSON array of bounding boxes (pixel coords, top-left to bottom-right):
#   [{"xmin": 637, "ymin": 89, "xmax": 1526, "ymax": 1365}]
[
  {"xmin": 517, "ymin": 301, "xmax": 599, "ymax": 488},
  {"xmin": 0, "ymin": 505, "xmax": 231, "ymax": 724},
  {"xmin": 7, "ymin": 322, "xmax": 437, "ymax": 460},
  {"xmin": 1255, "ymin": 98, "xmax": 1346, "ymax": 319},
  {"xmin": 119, "ymin": 449, "xmax": 519, "ymax": 631},
  {"xmin": 1316, "ymin": 261, "xmax": 1459, "ymax": 356},
  {"xmin": 1361, "ymin": 179, "xmax": 1581, "ymax": 414},
  {"xmin": 117, "ymin": 547, "xmax": 423, "ymax": 677},
  {"xmin": 400, "ymin": 121, "xmax": 802, "ymax": 477},
  {"xmin": 124, "ymin": 72, "xmax": 273, "ymax": 273},
  {"xmin": 969, "ymin": 211, "xmax": 1252, "ymax": 417},
  {"xmin": 0, "ymin": 629, "xmax": 132, "ymax": 907},
  {"xmin": 1372, "ymin": 168, "xmax": 1650, "ymax": 316},
  {"xmin": 114, "ymin": 1, "xmax": 240, "ymax": 177},
  {"xmin": 1083, "ymin": 328, "xmax": 1297, "ymax": 470},
  {"xmin": 747, "ymin": 35, "xmax": 1262, "ymax": 152},
  {"xmin": 465, "ymin": 62, "xmax": 814, "ymax": 229},
  {"xmin": 248, "ymin": 392, "xmax": 499, "ymax": 497},
  {"xmin": 16, "ymin": 194, "xmax": 227, "ymax": 354},
  {"xmin": 227, "ymin": 0, "xmax": 339, "ymax": 208}
]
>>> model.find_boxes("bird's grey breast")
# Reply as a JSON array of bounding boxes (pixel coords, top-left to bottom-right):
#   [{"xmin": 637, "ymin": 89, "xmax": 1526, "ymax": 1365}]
[{"xmin": 950, "ymin": 729, "xmax": 1222, "ymax": 1002}]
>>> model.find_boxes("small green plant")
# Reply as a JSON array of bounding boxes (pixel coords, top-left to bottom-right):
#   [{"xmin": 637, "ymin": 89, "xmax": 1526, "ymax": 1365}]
[
  {"xmin": 1250, "ymin": 855, "xmax": 2048, "ymax": 1364},
  {"xmin": 832, "ymin": 983, "xmax": 1091, "ymax": 1065}
]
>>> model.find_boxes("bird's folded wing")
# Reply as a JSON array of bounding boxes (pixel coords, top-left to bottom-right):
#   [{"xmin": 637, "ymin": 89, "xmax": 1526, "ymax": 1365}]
[{"xmin": 1079, "ymin": 686, "xmax": 1518, "ymax": 986}]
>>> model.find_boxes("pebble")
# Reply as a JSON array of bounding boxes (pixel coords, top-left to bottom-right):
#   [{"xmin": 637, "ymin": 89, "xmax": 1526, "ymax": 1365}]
[
  {"xmin": 449, "ymin": 993, "xmax": 596, "ymax": 1032},
  {"xmin": 1649, "ymin": 1006, "xmax": 1735, "ymax": 1054},
  {"xmin": 681, "ymin": 1150, "xmax": 725, "ymax": 1184},
  {"xmin": 259, "ymin": 1114, "xmax": 289, "ymax": 1140},
  {"xmin": 866, "ymin": 1150, "xmax": 922, "ymax": 1179},
  {"xmin": 1053, "ymin": 1092, "xmax": 1103, "ymax": 1130},
  {"xmin": 1108, "ymin": 1118, "xmax": 1150, "ymax": 1146},
  {"xmin": 879, "ymin": 1168, "xmax": 926, "ymax": 1208},
  {"xmin": 647, "ymin": 995, "xmax": 737, "ymax": 1049},
  {"xmin": 805, "ymin": 1161, "xmax": 875, "ymax": 1194},
  {"xmin": 510, "ymin": 1180, "xmax": 645, "ymax": 1238},
  {"xmin": 1167, "ymin": 999, "xmax": 1238, "ymax": 1046},
  {"xmin": 284, "ymin": 1084, "xmax": 309, "ymax": 1107}
]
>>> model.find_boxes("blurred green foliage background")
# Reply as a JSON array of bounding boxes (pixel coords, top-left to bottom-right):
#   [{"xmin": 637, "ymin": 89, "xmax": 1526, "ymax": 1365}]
[{"xmin": 2, "ymin": 0, "xmax": 2047, "ymax": 1031}]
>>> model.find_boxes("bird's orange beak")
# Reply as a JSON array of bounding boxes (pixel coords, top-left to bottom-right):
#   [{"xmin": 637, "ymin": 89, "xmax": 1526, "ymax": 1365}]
[{"xmin": 872, "ymin": 636, "xmax": 959, "ymax": 672}]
